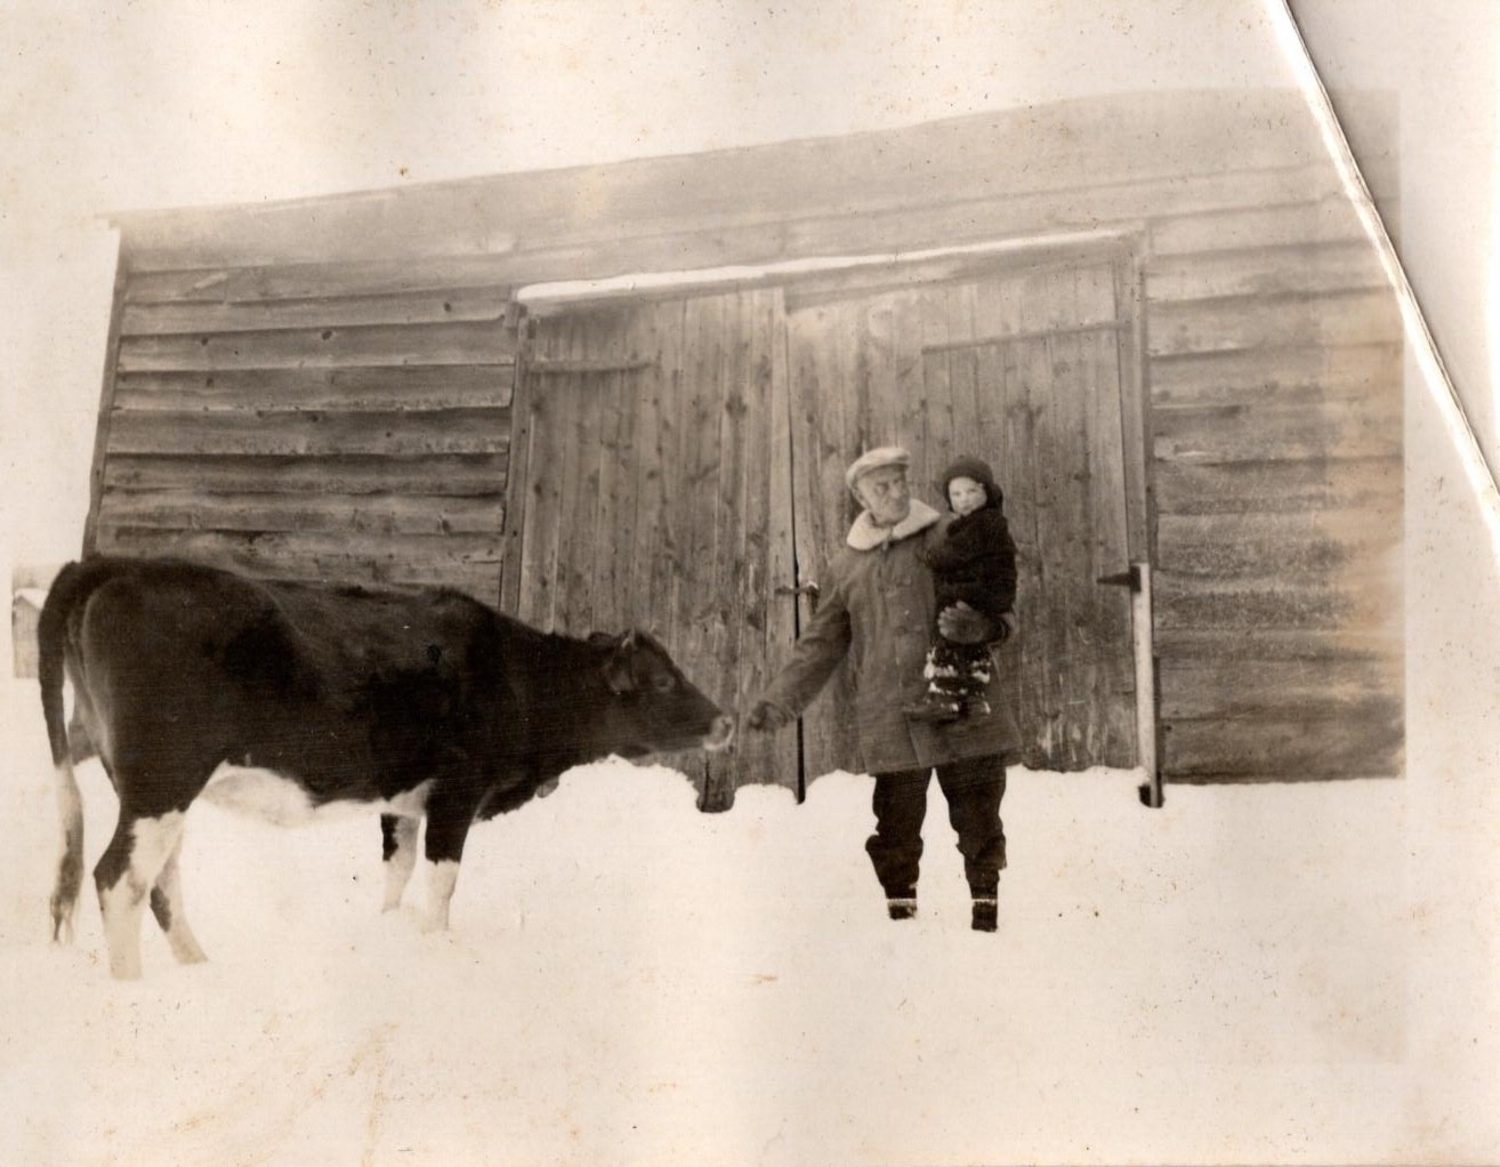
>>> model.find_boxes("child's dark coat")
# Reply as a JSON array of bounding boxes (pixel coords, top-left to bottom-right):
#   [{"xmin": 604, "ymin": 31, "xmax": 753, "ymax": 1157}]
[{"xmin": 923, "ymin": 456, "xmax": 1017, "ymax": 627}]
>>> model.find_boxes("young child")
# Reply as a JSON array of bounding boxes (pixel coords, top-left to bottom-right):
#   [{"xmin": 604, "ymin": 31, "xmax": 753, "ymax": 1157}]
[{"xmin": 905, "ymin": 456, "xmax": 1017, "ymax": 723}]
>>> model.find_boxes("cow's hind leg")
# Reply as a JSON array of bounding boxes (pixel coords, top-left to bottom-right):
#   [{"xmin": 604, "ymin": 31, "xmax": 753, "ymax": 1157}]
[
  {"xmin": 420, "ymin": 792, "xmax": 479, "ymax": 932},
  {"xmin": 96, "ymin": 809, "xmax": 187, "ymax": 980},
  {"xmin": 149, "ymin": 832, "xmax": 207, "ymax": 966},
  {"xmin": 50, "ymin": 758, "xmax": 85, "ymax": 944},
  {"xmin": 381, "ymin": 814, "xmax": 420, "ymax": 912}
]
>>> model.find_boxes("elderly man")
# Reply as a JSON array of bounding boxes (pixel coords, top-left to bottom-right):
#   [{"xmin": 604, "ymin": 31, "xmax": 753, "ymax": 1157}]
[{"xmin": 747, "ymin": 446, "xmax": 1020, "ymax": 932}]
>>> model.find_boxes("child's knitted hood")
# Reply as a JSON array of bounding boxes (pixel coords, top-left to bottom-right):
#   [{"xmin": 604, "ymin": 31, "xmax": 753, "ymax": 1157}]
[{"xmin": 939, "ymin": 456, "xmax": 1004, "ymax": 512}]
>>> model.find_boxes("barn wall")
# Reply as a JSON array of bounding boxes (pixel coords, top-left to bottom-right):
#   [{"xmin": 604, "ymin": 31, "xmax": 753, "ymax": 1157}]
[
  {"xmin": 89, "ymin": 259, "xmax": 518, "ymax": 601},
  {"xmin": 95, "ymin": 88, "xmax": 1404, "ymax": 780},
  {"xmin": 1144, "ymin": 231, "xmax": 1403, "ymax": 780}
]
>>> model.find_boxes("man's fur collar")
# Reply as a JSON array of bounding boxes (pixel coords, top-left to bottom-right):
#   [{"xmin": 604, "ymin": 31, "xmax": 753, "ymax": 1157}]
[{"xmin": 846, "ymin": 499, "xmax": 943, "ymax": 551}]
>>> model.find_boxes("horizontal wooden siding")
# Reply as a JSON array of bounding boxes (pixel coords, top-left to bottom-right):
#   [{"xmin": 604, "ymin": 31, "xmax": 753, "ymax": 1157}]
[
  {"xmin": 90, "ymin": 261, "xmax": 517, "ymax": 601},
  {"xmin": 1145, "ymin": 227, "xmax": 1403, "ymax": 779}
]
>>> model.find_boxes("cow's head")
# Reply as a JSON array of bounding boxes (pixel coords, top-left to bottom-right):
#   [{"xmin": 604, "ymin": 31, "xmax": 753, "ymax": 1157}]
[{"xmin": 590, "ymin": 630, "xmax": 734, "ymax": 757}]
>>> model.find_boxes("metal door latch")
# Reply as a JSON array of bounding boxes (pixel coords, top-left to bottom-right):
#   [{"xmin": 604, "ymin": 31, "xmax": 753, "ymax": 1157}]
[
  {"xmin": 776, "ymin": 581, "xmax": 820, "ymax": 611},
  {"xmin": 1097, "ymin": 566, "xmax": 1142, "ymax": 592}
]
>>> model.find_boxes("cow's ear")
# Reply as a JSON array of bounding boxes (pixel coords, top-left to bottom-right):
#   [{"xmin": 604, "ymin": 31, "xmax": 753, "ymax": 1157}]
[{"xmin": 602, "ymin": 635, "xmax": 637, "ymax": 694}]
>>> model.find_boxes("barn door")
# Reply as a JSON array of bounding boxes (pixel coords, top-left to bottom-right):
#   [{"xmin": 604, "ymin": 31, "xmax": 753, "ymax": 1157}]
[
  {"xmin": 504, "ymin": 287, "xmax": 800, "ymax": 806},
  {"xmin": 783, "ymin": 255, "xmax": 1141, "ymax": 775}
]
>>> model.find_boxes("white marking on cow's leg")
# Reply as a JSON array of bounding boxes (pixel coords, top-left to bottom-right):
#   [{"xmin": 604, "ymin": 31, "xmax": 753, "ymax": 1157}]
[
  {"xmin": 150, "ymin": 835, "xmax": 207, "ymax": 966},
  {"xmin": 382, "ymin": 816, "xmax": 421, "ymax": 911},
  {"xmin": 50, "ymin": 761, "xmax": 85, "ymax": 944},
  {"xmin": 424, "ymin": 861, "xmax": 460, "ymax": 932},
  {"xmin": 96, "ymin": 811, "xmax": 186, "ymax": 981}
]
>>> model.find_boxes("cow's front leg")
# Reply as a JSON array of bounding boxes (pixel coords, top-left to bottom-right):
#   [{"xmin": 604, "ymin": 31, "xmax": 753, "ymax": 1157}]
[
  {"xmin": 420, "ymin": 792, "xmax": 477, "ymax": 932},
  {"xmin": 380, "ymin": 814, "xmax": 420, "ymax": 911}
]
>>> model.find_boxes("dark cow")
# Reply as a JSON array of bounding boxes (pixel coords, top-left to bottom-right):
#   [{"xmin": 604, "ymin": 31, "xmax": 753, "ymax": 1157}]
[{"xmin": 38, "ymin": 556, "xmax": 733, "ymax": 979}]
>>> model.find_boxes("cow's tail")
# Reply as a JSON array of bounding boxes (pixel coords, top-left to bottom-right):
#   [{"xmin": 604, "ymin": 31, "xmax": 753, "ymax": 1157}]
[
  {"xmin": 38, "ymin": 585, "xmax": 72, "ymax": 773},
  {"xmin": 37, "ymin": 558, "xmax": 105, "ymax": 943}
]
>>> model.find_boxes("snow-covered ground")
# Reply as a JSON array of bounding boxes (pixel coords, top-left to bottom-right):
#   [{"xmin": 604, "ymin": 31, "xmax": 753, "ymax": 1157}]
[{"xmin": 0, "ymin": 677, "xmax": 1489, "ymax": 1167}]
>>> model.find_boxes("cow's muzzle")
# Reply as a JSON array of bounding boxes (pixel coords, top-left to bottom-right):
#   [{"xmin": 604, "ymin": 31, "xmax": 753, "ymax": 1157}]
[{"xmin": 704, "ymin": 714, "xmax": 735, "ymax": 753}]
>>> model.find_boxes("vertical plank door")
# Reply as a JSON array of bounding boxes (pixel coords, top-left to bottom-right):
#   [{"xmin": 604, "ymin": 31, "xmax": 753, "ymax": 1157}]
[
  {"xmin": 784, "ymin": 256, "xmax": 1140, "ymax": 777},
  {"xmin": 506, "ymin": 287, "xmax": 801, "ymax": 805}
]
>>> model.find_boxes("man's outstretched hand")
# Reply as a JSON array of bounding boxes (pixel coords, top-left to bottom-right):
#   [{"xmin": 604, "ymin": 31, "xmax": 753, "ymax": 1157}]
[{"xmin": 745, "ymin": 700, "xmax": 793, "ymax": 732}]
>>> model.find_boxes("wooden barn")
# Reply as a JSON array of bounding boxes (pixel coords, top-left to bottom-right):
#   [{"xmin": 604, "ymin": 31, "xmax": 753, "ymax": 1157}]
[{"xmin": 80, "ymin": 88, "xmax": 1404, "ymax": 805}]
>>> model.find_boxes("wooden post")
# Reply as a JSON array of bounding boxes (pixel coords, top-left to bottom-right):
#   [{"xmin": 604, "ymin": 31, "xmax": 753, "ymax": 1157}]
[
  {"xmin": 82, "ymin": 241, "xmax": 130, "ymax": 556},
  {"xmin": 1100, "ymin": 560, "xmax": 1162, "ymax": 807},
  {"xmin": 499, "ymin": 306, "xmax": 535, "ymax": 615},
  {"xmin": 1133, "ymin": 561, "xmax": 1163, "ymax": 809}
]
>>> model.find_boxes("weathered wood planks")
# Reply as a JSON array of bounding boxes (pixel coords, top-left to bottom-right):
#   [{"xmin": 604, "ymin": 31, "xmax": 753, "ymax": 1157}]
[
  {"xmin": 89, "ymin": 87, "xmax": 1407, "ymax": 784},
  {"xmin": 95, "ymin": 492, "xmax": 502, "ymax": 536},
  {"xmin": 506, "ymin": 288, "xmax": 801, "ymax": 798},
  {"xmin": 121, "ymin": 164, "xmax": 1332, "ymax": 309},
  {"xmin": 781, "ymin": 258, "xmax": 1138, "ymax": 775},
  {"xmin": 116, "ymin": 321, "xmax": 513, "ymax": 372},
  {"xmin": 1146, "ymin": 242, "xmax": 1388, "ymax": 303},
  {"xmin": 103, "ymin": 452, "xmax": 508, "ymax": 496},
  {"xmin": 105, "ymin": 409, "xmax": 507, "ymax": 457},
  {"xmin": 1153, "ymin": 456, "xmax": 1400, "ymax": 516},
  {"xmin": 92, "ymin": 526, "xmax": 502, "ymax": 602},
  {"xmin": 1147, "ymin": 288, "xmax": 1402, "ymax": 359},
  {"xmin": 1162, "ymin": 707, "xmax": 1404, "ymax": 780},
  {"xmin": 1148, "ymin": 341, "xmax": 1400, "ymax": 408},
  {"xmin": 120, "ymin": 289, "xmax": 512, "ymax": 335},
  {"xmin": 91, "ymin": 263, "xmax": 516, "ymax": 600},
  {"xmin": 112, "ymin": 91, "xmax": 1388, "ymax": 270},
  {"xmin": 111, "ymin": 366, "xmax": 513, "ymax": 413}
]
